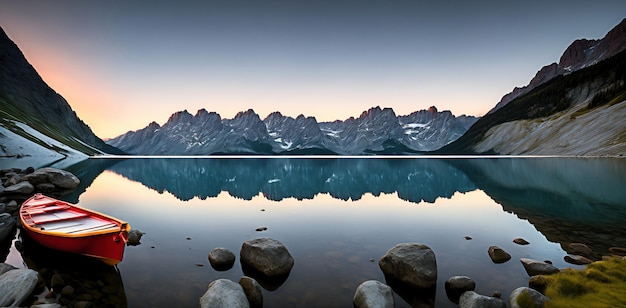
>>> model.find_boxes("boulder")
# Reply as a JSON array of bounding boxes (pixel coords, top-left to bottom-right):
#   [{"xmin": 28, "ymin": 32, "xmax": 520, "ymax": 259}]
[
  {"xmin": 509, "ymin": 287, "xmax": 549, "ymax": 308},
  {"xmin": 0, "ymin": 213, "xmax": 16, "ymax": 242},
  {"xmin": 209, "ymin": 247, "xmax": 236, "ymax": 271},
  {"xmin": 459, "ymin": 291, "xmax": 506, "ymax": 308},
  {"xmin": 127, "ymin": 229, "xmax": 144, "ymax": 246},
  {"xmin": 28, "ymin": 168, "xmax": 80, "ymax": 189},
  {"xmin": 199, "ymin": 279, "xmax": 249, "ymax": 308},
  {"xmin": 23, "ymin": 170, "xmax": 48, "ymax": 185},
  {"xmin": 353, "ymin": 280, "xmax": 394, "ymax": 308},
  {"xmin": 520, "ymin": 258, "xmax": 560, "ymax": 276},
  {"xmin": 0, "ymin": 263, "xmax": 17, "ymax": 276},
  {"xmin": 240, "ymin": 238, "xmax": 294, "ymax": 278},
  {"xmin": 36, "ymin": 183, "xmax": 57, "ymax": 193},
  {"xmin": 528, "ymin": 275, "xmax": 548, "ymax": 294},
  {"xmin": 488, "ymin": 246, "xmax": 511, "ymax": 263},
  {"xmin": 445, "ymin": 276, "xmax": 476, "ymax": 304},
  {"xmin": 0, "ymin": 268, "xmax": 39, "ymax": 307},
  {"xmin": 4, "ymin": 200, "xmax": 18, "ymax": 215},
  {"xmin": 564, "ymin": 254, "xmax": 593, "ymax": 265},
  {"xmin": 378, "ymin": 243, "xmax": 437, "ymax": 289},
  {"xmin": 239, "ymin": 276, "xmax": 263, "ymax": 308},
  {"xmin": 3, "ymin": 181, "xmax": 35, "ymax": 194}
]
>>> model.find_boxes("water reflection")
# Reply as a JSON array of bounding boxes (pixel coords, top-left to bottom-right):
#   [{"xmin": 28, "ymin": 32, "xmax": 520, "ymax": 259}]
[
  {"xmin": 451, "ymin": 158, "xmax": 626, "ymax": 257},
  {"xmin": 3, "ymin": 157, "xmax": 626, "ymax": 307},
  {"xmin": 22, "ymin": 157, "xmax": 626, "ymax": 258},
  {"xmin": 19, "ymin": 231, "xmax": 127, "ymax": 307},
  {"xmin": 100, "ymin": 157, "xmax": 626, "ymax": 257},
  {"xmin": 107, "ymin": 158, "xmax": 477, "ymax": 203}
]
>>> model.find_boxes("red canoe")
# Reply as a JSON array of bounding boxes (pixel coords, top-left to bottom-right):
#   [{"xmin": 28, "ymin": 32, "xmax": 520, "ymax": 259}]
[{"xmin": 20, "ymin": 193, "xmax": 130, "ymax": 265}]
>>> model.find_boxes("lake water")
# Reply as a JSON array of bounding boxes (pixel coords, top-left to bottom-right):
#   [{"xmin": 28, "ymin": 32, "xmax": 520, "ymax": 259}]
[{"xmin": 3, "ymin": 157, "xmax": 626, "ymax": 307}]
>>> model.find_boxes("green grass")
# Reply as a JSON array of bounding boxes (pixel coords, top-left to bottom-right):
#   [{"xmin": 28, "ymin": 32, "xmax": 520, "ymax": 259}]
[{"xmin": 543, "ymin": 258, "xmax": 626, "ymax": 307}]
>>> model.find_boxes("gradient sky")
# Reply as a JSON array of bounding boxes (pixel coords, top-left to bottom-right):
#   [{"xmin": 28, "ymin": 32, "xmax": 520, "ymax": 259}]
[{"xmin": 1, "ymin": 1, "xmax": 625, "ymax": 138}]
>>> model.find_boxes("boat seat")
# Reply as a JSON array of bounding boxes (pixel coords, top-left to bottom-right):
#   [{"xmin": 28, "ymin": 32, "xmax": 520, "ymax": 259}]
[
  {"xmin": 31, "ymin": 211, "xmax": 88, "ymax": 224},
  {"xmin": 41, "ymin": 217, "xmax": 117, "ymax": 233},
  {"xmin": 66, "ymin": 222, "xmax": 118, "ymax": 234},
  {"xmin": 26, "ymin": 205, "xmax": 71, "ymax": 215}
]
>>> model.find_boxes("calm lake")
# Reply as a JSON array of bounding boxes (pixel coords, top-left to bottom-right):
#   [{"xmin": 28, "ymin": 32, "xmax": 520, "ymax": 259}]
[{"xmin": 3, "ymin": 157, "xmax": 626, "ymax": 307}]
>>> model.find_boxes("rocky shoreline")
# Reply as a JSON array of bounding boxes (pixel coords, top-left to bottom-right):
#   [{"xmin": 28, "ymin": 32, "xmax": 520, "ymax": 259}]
[{"xmin": 2, "ymin": 166, "xmax": 626, "ymax": 307}]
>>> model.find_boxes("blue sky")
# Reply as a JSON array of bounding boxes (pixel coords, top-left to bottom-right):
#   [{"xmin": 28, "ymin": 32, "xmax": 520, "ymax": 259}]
[{"xmin": 1, "ymin": 1, "xmax": 625, "ymax": 138}]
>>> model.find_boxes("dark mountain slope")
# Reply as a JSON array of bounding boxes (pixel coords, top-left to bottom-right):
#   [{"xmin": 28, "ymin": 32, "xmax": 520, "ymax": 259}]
[
  {"xmin": 439, "ymin": 48, "xmax": 626, "ymax": 155},
  {"xmin": 0, "ymin": 27, "xmax": 122, "ymax": 155}
]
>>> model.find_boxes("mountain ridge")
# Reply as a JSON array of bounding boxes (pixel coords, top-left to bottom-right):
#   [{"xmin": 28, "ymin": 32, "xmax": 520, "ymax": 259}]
[
  {"xmin": 489, "ymin": 18, "xmax": 626, "ymax": 114},
  {"xmin": 107, "ymin": 106, "xmax": 478, "ymax": 155}
]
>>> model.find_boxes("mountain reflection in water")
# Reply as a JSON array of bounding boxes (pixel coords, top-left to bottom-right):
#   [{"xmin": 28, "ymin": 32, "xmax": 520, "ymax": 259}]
[
  {"xmin": 93, "ymin": 157, "xmax": 626, "ymax": 253},
  {"xmin": 106, "ymin": 158, "xmax": 476, "ymax": 203}
]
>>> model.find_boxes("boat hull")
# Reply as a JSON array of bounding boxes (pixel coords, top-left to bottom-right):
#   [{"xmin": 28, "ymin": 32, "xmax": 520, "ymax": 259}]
[
  {"xmin": 22, "ymin": 227, "xmax": 128, "ymax": 265},
  {"xmin": 20, "ymin": 194, "xmax": 130, "ymax": 265}
]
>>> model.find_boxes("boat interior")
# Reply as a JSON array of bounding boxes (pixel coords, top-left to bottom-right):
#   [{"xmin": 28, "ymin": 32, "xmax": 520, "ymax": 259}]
[{"xmin": 23, "ymin": 204, "xmax": 119, "ymax": 234}]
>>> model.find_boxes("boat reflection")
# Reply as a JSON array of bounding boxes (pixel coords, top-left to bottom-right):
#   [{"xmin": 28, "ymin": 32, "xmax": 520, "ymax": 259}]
[{"xmin": 18, "ymin": 231, "xmax": 127, "ymax": 307}]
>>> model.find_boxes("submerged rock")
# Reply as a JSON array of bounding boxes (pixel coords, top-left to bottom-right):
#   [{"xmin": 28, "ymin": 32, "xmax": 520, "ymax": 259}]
[
  {"xmin": 378, "ymin": 243, "xmax": 437, "ymax": 289},
  {"xmin": 240, "ymin": 238, "xmax": 294, "ymax": 278},
  {"xmin": 488, "ymin": 246, "xmax": 511, "ymax": 263},
  {"xmin": 200, "ymin": 279, "xmax": 249, "ymax": 308},
  {"xmin": 353, "ymin": 280, "xmax": 394, "ymax": 308}
]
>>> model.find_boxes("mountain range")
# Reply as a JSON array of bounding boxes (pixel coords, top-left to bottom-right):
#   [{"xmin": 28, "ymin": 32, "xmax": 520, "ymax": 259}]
[
  {"xmin": 1, "ymin": 18, "xmax": 626, "ymax": 161},
  {"xmin": 107, "ymin": 106, "xmax": 477, "ymax": 155}
]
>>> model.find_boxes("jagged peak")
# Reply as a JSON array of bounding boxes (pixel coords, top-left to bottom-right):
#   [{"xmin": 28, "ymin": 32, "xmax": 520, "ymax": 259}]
[
  {"xmin": 234, "ymin": 108, "xmax": 258, "ymax": 119},
  {"xmin": 147, "ymin": 121, "xmax": 161, "ymax": 129},
  {"xmin": 195, "ymin": 108, "xmax": 208, "ymax": 116},
  {"xmin": 167, "ymin": 109, "xmax": 192, "ymax": 123},
  {"xmin": 428, "ymin": 106, "xmax": 438, "ymax": 113},
  {"xmin": 559, "ymin": 39, "xmax": 598, "ymax": 68},
  {"xmin": 359, "ymin": 106, "xmax": 387, "ymax": 119}
]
